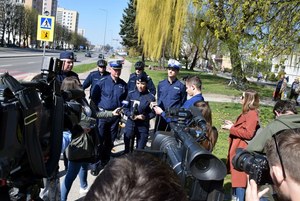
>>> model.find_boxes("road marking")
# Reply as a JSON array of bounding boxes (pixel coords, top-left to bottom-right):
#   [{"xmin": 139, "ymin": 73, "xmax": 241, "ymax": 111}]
[
  {"xmin": 0, "ymin": 64, "xmax": 12, "ymax": 67},
  {"xmin": 0, "ymin": 70, "xmax": 38, "ymax": 81},
  {"xmin": 27, "ymin": 62, "xmax": 38, "ymax": 64}
]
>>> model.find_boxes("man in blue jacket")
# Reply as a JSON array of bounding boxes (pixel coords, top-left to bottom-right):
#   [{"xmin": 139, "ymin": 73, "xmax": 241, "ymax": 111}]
[
  {"xmin": 90, "ymin": 60, "xmax": 127, "ymax": 169},
  {"xmin": 154, "ymin": 59, "xmax": 187, "ymax": 132},
  {"xmin": 82, "ymin": 59, "xmax": 110, "ymax": 94}
]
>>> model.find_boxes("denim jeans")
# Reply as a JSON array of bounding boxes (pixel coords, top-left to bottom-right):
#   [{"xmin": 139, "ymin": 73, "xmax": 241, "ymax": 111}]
[
  {"xmin": 232, "ymin": 187, "xmax": 245, "ymax": 201},
  {"xmin": 60, "ymin": 161, "xmax": 88, "ymax": 201}
]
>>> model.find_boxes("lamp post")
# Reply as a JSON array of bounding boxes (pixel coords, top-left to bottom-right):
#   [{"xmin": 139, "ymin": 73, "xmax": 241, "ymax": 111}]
[{"xmin": 99, "ymin": 9, "xmax": 107, "ymax": 54}]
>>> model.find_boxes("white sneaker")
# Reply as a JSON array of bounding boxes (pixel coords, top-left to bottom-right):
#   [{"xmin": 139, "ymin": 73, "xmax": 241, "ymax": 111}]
[{"xmin": 79, "ymin": 186, "xmax": 89, "ymax": 195}]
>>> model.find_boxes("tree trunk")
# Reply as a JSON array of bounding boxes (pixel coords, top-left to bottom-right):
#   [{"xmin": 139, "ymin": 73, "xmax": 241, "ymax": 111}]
[
  {"xmin": 190, "ymin": 46, "xmax": 199, "ymax": 71},
  {"xmin": 227, "ymin": 40, "xmax": 246, "ymax": 83},
  {"xmin": 0, "ymin": 23, "xmax": 6, "ymax": 47}
]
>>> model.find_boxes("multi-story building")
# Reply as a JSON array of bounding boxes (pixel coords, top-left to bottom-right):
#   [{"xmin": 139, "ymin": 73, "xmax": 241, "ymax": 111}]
[
  {"xmin": 23, "ymin": 0, "xmax": 42, "ymax": 13},
  {"xmin": 56, "ymin": 7, "xmax": 78, "ymax": 33},
  {"xmin": 42, "ymin": 0, "xmax": 57, "ymax": 17},
  {"xmin": 78, "ymin": 28, "xmax": 85, "ymax": 36}
]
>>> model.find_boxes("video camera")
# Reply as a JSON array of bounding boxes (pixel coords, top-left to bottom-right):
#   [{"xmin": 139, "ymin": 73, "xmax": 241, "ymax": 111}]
[
  {"xmin": 149, "ymin": 106, "xmax": 227, "ymax": 201},
  {"xmin": 232, "ymin": 149, "xmax": 273, "ymax": 185},
  {"xmin": 0, "ymin": 57, "xmax": 83, "ymax": 199}
]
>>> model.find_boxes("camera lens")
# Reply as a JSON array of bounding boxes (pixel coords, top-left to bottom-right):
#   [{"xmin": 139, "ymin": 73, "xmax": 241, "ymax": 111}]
[{"xmin": 194, "ymin": 157, "xmax": 210, "ymax": 171}]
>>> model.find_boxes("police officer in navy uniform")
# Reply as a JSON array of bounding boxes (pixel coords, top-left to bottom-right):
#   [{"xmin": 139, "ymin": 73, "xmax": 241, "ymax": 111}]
[
  {"xmin": 154, "ymin": 59, "xmax": 187, "ymax": 132},
  {"xmin": 123, "ymin": 73, "xmax": 156, "ymax": 153},
  {"xmin": 56, "ymin": 51, "xmax": 80, "ymax": 84},
  {"xmin": 90, "ymin": 60, "xmax": 127, "ymax": 168},
  {"xmin": 82, "ymin": 59, "xmax": 110, "ymax": 94},
  {"xmin": 127, "ymin": 61, "xmax": 156, "ymax": 95}
]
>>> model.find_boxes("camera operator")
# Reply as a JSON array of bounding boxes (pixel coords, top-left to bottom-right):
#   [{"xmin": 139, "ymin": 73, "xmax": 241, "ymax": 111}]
[
  {"xmin": 247, "ymin": 100, "xmax": 299, "ymax": 153},
  {"xmin": 246, "ymin": 128, "xmax": 300, "ymax": 201}
]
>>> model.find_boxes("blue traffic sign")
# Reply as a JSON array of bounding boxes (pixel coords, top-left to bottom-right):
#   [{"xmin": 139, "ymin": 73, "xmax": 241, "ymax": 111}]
[{"xmin": 40, "ymin": 17, "xmax": 52, "ymax": 29}]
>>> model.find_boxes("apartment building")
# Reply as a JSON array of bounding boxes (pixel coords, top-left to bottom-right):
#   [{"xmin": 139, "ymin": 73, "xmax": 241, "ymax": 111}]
[
  {"xmin": 56, "ymin": 7, "xmax": 78, "ymax": 33},
  {"xmin": 42, "ymin": 0, "xmax": 57, "ymax": 17}
]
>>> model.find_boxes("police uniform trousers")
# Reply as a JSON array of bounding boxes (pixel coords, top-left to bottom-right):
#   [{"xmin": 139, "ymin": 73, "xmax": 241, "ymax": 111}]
[
  {"xmin": 97, "ymin": 116, "xmax": 120, "ymax": 165},
  {"xmin": 124, "ymin": 119, "xmax": 150, "ymax": 153}
]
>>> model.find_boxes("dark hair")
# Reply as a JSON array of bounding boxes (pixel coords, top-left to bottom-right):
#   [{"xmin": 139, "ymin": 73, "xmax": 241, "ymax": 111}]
[
  {"xmin": 273, "ymin": 100, "xmax": 298, "ymax": 115},
  {"xmin": 60, "ymin": 76, "xmax": 81, "ymax": 91},
  {"xmin": 265, "ymin": 128, "xmax": 300, "ymax": 183},
  {"xmin": 193, "ymin": 101, "xmax": 218, "ymax": 151},
  {"xmin": 84, "ymin": 152, "xmax": 187, "ymax": 201}
]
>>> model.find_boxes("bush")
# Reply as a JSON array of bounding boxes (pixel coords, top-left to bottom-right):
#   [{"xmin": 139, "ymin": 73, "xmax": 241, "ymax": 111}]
[{"xmin": 128, "ymin": 48, "xmax": 140, "ymax": 57}]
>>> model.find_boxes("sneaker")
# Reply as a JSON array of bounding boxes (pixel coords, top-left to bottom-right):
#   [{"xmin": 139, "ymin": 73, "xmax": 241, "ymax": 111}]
[{"xmin": 79, "ymin": 186, "xmax": 89, "ymax": 195}]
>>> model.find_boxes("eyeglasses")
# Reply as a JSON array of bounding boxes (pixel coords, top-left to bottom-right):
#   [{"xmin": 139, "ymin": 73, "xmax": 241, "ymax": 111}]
[{"xmin": 272, "ymin": 133, "xmax": 286, "ymax": 179}]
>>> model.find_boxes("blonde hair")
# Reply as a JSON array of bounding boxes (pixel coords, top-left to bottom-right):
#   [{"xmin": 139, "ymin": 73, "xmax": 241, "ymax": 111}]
[{"xmin": 242, "ymin": 89, "xmax": 259, "ymax": 113}]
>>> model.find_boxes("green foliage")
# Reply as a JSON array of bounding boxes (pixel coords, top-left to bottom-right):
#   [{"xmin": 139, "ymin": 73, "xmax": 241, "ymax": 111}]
[
  {"xmin": 128, "ymin": 47, "xmax": 140, "ymax": 57},
  {"xmin": 276, "ymin": 70, "xmax": 286, "ymax": 80},
  {"xmin": 120, "ymin": 0, "xmax": 142, "ymax": 53}
]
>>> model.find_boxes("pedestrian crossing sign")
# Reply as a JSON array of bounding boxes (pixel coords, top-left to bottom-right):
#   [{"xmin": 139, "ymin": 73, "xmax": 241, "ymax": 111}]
[
  {"xmin": 40, "ymin": 17, "xmax": 52, "ymax": 29},
  {"xmin": 37, "ymin": 15, "xmax": 55, "ymax": 42}
]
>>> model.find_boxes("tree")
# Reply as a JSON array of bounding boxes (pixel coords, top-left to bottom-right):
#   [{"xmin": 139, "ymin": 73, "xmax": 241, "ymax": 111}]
[
  {"xmin": 119, "ymin": 0, "xmax": 143, "ymax": 57},
  {"xmin": 135, "ymin": 0, "xmax": 300, "ymax": 85},
  {"xmin": 135, "ymin": 0, "xmax": 188, "ymax": 60}
]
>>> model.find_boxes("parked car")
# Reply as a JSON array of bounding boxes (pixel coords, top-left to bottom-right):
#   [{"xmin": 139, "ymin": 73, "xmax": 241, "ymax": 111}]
[
  {"xmin": 85, "ymin": 52, "xmax": 92, "ymax": 57},
  {"xmin": 98, "ymin": 53, "xmax": 105, "ymax": 59}
]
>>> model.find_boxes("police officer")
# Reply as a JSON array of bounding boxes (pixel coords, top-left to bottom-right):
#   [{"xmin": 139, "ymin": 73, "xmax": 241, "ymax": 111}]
[
  {"xmin": 123, "ymin": 73, "xmax": 156, "ymax": 153},
  {"xmin": 90, "ymin": 60, "xmax": 128, "ymax": 168},
  {"xmin": 154, "ymin": 59, "xmax": 187, "ymax": 132},
  {"xmin": 127, "ymin": 61, "xmax": 156, "ymax": 95},
  {"xmin": 56, "ymin": 51, "xmax": 80, "ymax": 84},
  {"xmin": 82, "ymin": 59, "xmax": 110, "ymax": 93}
]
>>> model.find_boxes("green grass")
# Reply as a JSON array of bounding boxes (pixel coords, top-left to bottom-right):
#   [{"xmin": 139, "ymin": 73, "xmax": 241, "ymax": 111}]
[
  {"xmin": 209, "ymin": 102, "xmax": 274, "ymax": 195},
  {"xmin": 73, "ymin": 62, "xmax": 97, "ymax": 74}
]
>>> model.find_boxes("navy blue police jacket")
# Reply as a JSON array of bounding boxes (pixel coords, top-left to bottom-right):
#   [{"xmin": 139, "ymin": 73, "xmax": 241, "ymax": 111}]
[
  {"xmin": 123, "ymin": 89, "xmax": 156, "ymax": 123},
  {"xmin": 91, "ymin": 75, "xmax": 127, "ymax": 111},
  {"xmin": 157, "ymin": 78, "xmax": 187, "ymax": 110},
  {"xmin": 127, "ymin": 72, "xmax": 156, "ymax": 96},
  {"xmin": 82, "ymin": 71, "xmax": 110, "ymax": 90}
]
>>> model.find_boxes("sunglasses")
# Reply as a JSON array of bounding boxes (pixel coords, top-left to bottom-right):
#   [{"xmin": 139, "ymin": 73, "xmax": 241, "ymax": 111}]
[{"xmin": 272, "ymin": 132, "xmax": 286, "ymax": 179}]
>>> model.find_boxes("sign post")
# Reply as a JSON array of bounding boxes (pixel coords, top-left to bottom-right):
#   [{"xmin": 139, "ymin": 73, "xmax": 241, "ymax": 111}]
[{"xmin": 37, "ymin": 15, "xmax": 55, "ymax": 61}]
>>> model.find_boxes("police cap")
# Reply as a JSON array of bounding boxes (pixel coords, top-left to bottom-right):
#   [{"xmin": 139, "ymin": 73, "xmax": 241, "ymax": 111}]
[{"xmin": 60, "ymin": 51, "xmax": 74, "ymax": 60}]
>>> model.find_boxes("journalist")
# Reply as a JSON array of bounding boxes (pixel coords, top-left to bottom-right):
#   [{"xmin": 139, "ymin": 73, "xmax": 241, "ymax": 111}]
[
  {"xmin": 246, "ymin": 128, "xmax": 300, "ymax": 201},
  {"xmin": 84, "ymin": 152, "xmax": 187, "ymax": 201},
  {"xmin": 221, "ymin": 89, "xmax": 260, "ymax": 201}
]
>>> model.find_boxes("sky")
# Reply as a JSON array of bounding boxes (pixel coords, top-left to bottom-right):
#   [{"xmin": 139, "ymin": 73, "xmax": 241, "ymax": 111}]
[{"xmin": 57, "ymin": 0, "xmax": 129, "ymax": 47}]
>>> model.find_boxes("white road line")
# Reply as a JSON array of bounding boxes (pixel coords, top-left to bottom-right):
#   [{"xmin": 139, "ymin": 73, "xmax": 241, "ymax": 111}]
[{"xmin": 0, "ymin": 64, "xmax": 12, "ymax": 67}]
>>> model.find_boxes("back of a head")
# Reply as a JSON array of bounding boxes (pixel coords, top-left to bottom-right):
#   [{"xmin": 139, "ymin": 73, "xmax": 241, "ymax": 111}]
[
  {"xmin": 273, "ymin": 100, "xmax": 298, "ymax": 115},
  {"xmin": 186, "ymin": 75, "xmax": 202, "ymax": 91},
  {"xmin": 265, "ymin": 128, "xmax": 300, "ymax": 184},
  {"xmin": 85, "ymin": 152, "xmax": 187, "ymax": 201},
  {"xmin": 61, "ymin": 76, "xmax": 81, "ymax": 91},
  {"xmin": 242, "ymin": 89, "xmax": 259, "ymax": 113}
]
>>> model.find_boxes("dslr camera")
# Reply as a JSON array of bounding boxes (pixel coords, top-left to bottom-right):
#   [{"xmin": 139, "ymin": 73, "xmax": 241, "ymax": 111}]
[{"xmin": 232, "ymin": 149, "xmax": 273, "ymax": 185}]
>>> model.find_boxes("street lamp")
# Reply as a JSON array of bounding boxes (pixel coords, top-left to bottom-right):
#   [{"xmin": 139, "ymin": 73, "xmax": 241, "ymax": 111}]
[{"xmin": 99, "ymin": 9, "xmax": 107, "ymax": 54}]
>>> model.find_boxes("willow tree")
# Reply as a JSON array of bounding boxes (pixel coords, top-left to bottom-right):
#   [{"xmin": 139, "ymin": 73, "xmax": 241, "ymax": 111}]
[
  {"xmin": 135, "ymin": 0, "xmax": 189, "ymax": 60},
  {"xmin": 135, "ymin": 0, "xmax": 300, "ymax": 84}
]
